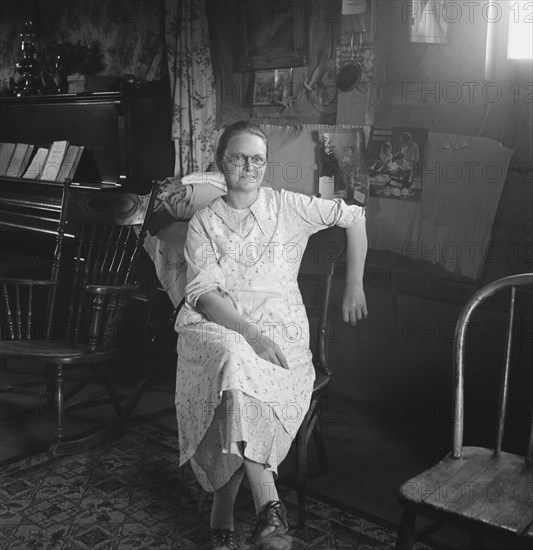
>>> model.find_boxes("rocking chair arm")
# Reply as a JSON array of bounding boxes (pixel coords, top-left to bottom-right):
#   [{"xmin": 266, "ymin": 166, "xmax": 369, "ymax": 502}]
[
  {"xmin": 0, "ymin": 277, "xmax": 56, "ymax": 286},
  {"xmin": 85, "ymin": 283, "xmax": 140, "ymax": 296}
]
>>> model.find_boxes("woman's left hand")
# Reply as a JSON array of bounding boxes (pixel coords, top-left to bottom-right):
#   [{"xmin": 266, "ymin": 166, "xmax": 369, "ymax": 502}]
[{"xmin": 342, "ymin": 285, "xmax": 368, "ymax": 325}]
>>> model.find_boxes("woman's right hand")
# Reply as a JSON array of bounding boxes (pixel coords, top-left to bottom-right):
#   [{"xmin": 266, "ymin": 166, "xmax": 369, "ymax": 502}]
[
  {"xmin": 197, "ymin": 291, "xmax": 289, "ymax": 369},
  {"xmin": 246, "ymin": 332, "xmax": 289, "ymax": 369}
]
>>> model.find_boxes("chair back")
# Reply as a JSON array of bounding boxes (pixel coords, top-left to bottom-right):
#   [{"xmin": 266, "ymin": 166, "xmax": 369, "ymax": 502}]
[
  {"xmin": 452, "ymin": 273, "xmax": 533, "ymax": 460},
  {"xmin": 1, "ymin": 183, "xmax": 158, "ymax": 353},
  {"xmin": 298, "ymin": 226, "xmax": 347, "ymax": 377}
]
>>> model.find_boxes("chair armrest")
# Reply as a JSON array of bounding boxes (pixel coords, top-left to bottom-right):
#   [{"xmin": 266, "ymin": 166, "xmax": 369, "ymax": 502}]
[
  {"xmin": 85, "ymin": 283, "xmax": 140, "ymax": 296},
  {"xmin": 0, "ymin": 278, "xmax": 56, "ymax": 286},
  {"xmin": 316, "ymin": 322, "xmax": 332, "ymax": 377},
  {"xmin": 317, "ymin": 270, "xmax": 334, "ymax": 378}
]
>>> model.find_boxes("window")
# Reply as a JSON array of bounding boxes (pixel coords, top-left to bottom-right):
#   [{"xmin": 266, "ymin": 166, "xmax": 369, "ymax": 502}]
[
  {"xmin": 507, "ymin": 2, "xmax": 533, "ymax": 60},
  {"xmin": 485, "ymin": 1, "xmax": 533, "ymax": 79}
]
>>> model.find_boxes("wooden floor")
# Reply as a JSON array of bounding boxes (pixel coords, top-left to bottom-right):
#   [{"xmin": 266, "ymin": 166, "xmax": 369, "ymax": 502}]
[{"xmin": 0, "ymin": 360, "xmax": 517, "ymax": 550}]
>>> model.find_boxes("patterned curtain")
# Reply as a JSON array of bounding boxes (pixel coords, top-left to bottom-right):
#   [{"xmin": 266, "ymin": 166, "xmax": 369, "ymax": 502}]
[{"xmin": 164, "ymin": 0, "xmax": 217, "ymax": 176}]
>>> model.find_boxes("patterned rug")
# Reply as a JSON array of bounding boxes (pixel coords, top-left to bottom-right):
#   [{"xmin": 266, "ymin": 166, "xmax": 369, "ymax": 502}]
[{"xmin": 0, "ymin": 420, "xmax": 438, "ymax": 550}]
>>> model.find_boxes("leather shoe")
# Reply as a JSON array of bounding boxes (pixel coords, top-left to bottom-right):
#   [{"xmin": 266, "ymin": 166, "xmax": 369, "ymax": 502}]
[
  {"xmin": 211, "ymin": 528, "xmax": 238, "ymax": 550},
  {"xmin": 251, "ymin": 501, "xmax": 292, "ymax": 550}
]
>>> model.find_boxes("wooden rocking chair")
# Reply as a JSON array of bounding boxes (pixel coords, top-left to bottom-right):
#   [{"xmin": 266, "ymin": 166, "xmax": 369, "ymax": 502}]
[{"xmin": 0, "ymin": 181, "xmax": 158, "ymax": 454}]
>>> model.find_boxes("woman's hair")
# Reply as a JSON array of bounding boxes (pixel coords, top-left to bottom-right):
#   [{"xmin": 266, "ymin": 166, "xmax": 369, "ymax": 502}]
[
  {"xmin": 401, "ymin": 132, "xmax": 412, "ymax": 142},
  {"xmin": 215, "ymin": 121, "xmax": 269, "ymax": 166}
]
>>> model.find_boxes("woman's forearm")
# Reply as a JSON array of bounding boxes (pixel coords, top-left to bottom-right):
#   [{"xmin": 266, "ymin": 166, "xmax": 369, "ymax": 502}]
[
  {"xmin": 196, "ymin": 291, "xmax": 249, "ymax": 335},
  {"xmin": 344, "ymin": 220, "xmax": 368, "ymax": 288},
  {"xmin": 341, "ymin": 221, "xmax": 368, "ymax": 324},
  {"xmin": 197, "ymin": 290, "xmax": 289, "ymax": 367}
]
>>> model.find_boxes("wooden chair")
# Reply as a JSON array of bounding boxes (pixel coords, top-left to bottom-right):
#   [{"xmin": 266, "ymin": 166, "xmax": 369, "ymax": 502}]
[
  {"xmin": 294, "ymin": 225, "xmax": 346, "ymax": 529},
  {"xmin": 0, "ymin": 181, "xmax": 158, "ymax": 455},
  {"xmin": 396, "ymin": 273, "xmax": 533, "ymax": 550}
]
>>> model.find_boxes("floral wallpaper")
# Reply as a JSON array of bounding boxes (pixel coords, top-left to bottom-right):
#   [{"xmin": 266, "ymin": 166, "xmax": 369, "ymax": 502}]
[{"xmin": 0, "ymin": 0, "xmax": 167, "ymax": 89}]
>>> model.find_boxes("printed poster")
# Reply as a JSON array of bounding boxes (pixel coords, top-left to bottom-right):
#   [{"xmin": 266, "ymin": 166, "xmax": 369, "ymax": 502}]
[{"xmin": 367, "ymin": 127, "xmax": 428, "ymax": 201}]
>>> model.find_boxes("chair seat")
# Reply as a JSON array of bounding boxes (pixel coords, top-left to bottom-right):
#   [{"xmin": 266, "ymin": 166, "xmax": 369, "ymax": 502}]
[
  {"xmin": 0, "ymin": 340, "xmax": 116, "ymax": 364},
  {"xmin": 399, "ymin": 446, "xmax": 533, "ymax": 538}
]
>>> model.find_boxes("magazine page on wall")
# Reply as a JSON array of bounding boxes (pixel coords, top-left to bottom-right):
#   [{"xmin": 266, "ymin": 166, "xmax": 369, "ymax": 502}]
[
  {"xmin": 318, "ymin": 127, "xmax": 369, "ymax": 206},
  {"xmin": 367, "ymin": 127, "xmax": 428, "ymax": 201}
]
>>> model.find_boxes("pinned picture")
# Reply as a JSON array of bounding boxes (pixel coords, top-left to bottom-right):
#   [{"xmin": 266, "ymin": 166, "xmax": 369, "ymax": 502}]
[
  {"xmin": 252, "ymin": 69, "xmax": 292, "ymax": 106},
  {"xmin": 367, "ymin": 127, "xmax": 428, "ymax": 201}
]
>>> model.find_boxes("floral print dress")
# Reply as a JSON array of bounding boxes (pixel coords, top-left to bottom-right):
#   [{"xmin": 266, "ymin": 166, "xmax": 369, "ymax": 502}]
[{"xmin": 175, "ymin": 187, "xmax": 365, "ymax": 491}]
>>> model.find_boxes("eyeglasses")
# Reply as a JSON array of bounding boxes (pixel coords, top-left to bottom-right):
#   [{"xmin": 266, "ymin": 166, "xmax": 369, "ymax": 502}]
[{"xmin": 219, "ymin": 153, "xmax": 267, "ymax": 168}]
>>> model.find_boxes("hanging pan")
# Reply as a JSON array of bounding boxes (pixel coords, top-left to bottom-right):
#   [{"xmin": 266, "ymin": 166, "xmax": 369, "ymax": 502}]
[
  {"xmin": 304, "ymin": 27, "xmax": 338, "ymax": 114},
  {"xmin": 336, "ymin": 33, "xmax": 363, "ymax": 93}
]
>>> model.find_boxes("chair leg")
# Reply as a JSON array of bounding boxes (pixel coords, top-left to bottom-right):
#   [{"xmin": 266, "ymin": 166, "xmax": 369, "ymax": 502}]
[
  {"xmin": 312, "ymin": 413, "xmax": 328, "ymax": 475},
  {"xmin": 395, "ymin": 506, "xmax": 416, "ymax": 550},
  {"xmin": 297, "ymin": 415, "xmax": 309, "ymax": 531},
  {"xmin": 197, "ymin": 487, "xmax": 207, "ymax": 514},
  {"xmin": 53, "ymin": 364, "xmax": 65, "ymax": 444}
]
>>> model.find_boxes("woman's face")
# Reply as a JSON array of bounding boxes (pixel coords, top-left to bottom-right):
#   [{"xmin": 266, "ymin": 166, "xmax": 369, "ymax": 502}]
[{"xmin": 220, "ymin": 134, "xmax": 267, "ymax": 195}]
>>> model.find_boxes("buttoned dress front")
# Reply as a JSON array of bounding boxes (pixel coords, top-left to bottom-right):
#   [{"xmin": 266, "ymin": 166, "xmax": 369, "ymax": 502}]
[{"xmin": 175, "ymin": 187, "xmax": 365, "ymax": 491}]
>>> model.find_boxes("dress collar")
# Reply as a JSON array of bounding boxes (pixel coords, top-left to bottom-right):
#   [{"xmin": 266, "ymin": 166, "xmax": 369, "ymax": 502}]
[{"xmin": 209, "ymin": 187, "xmax": 271, "ymax": 236}]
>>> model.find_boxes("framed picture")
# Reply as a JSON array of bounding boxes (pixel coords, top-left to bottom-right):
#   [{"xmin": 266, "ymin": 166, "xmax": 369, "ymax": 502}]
[
  {"xmin": 408, "ymin": 0, "xmax": 448, "ymax": 44},
  {"xmin": 238, "ymin": 3, "xmax": 306, "ymax": 71},
  {"xmin": 252, "ymin": 69, "xmax": 292, "ymax": 106}
]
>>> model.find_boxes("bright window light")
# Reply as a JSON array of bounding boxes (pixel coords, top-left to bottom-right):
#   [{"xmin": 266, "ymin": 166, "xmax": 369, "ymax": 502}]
[{"xmin": 507, "ymin": 2, "xmax": 533, "ymax": 59}]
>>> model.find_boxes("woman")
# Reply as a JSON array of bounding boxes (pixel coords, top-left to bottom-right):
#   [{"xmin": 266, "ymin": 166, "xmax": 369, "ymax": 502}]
[
  {"xmin": 399, "ymin": 132, "xmax": 420, "ymax": 167},
  {"xmin": 175, "ymin": 121, "xmax": 368, "ymax": 550}
]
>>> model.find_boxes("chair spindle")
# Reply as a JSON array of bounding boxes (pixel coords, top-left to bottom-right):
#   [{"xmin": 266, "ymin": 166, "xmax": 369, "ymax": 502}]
[
  {"xmin": 99, "ymin": 225, "xmax": 115, "ymax": 285},
  {"xmin": 14, "ymin": 285, "xmax": 22, "ymax": 340},
  {"xmin": 2, "ymin": 283, "xmax": 15, "ymax": 340},
  {"xmin": 112, "ymin": 226, "xmax": 127, "ymax": 284},
  {"xmin": 495, "ymin": 286, "xmax": 516, "ymax": 455}
]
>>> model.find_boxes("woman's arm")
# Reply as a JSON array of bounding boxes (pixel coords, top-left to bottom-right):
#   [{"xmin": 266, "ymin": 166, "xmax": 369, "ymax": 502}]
[
  {"xmin": 197, "ymin": 291, "xmax": 289, "ymax": 369},
  {"xmin": 341, "ymin": 221, "xmax": 368, "ymax": 325}
]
